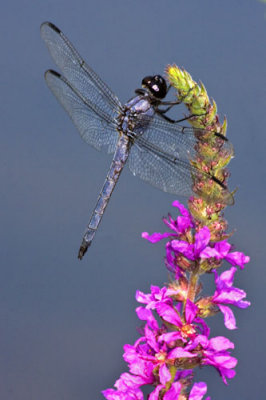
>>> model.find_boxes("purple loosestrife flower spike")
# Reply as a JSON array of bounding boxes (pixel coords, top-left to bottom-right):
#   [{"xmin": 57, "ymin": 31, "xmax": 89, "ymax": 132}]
[{"xmin": 103, "ymin": 66, "xmax": 250, "ymax": 400}]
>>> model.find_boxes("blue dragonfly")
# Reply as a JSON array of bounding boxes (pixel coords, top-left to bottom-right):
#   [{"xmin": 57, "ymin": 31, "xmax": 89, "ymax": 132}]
[{"xmin": 41, "ymin": 22, "xmax": 233, "ymax": 260}]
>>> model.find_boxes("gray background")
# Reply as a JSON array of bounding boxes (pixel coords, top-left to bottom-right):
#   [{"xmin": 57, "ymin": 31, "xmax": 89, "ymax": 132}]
[{"xmin": 1, "ymin": 0, "xmax": 265, "ymax": 399}]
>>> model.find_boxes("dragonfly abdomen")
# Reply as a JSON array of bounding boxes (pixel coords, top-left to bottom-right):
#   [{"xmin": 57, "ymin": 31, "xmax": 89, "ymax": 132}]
[{"xmin": 78, "ymin": 135, "xmax": 130, "ymax": 259}]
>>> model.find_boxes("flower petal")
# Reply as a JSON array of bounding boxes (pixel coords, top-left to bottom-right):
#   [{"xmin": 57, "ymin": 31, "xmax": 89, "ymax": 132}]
[
  {"xmin": 214, "ymin": 240, "xmax": 231, "ymax": 257},
  {"xmin": 208, "ymin": 336, "xmax": 234, "ymax": 351},
  {"xmin": 200, "ymin": 246, "xmax": 221, "ymax": 259},
  {"xmin": 225, "ymin": 252, "xmax": 250, "ymax": 269},
  {"xmin": 115, "ymin": 372, "xmax": 147, "ymax": 390},
  {"xmin": 155, "ymin": 303, "xmax": 182, "ymax": 326},
  {"xmin": 136, "ymin": 307, "xmax": 159, "ymax": 330},
  {"xmin": 168, "ymin": 347, "xmax": 197, "ymax": 359},
  {"xmin": 135, "ymin": 290, "xmax": 151, "ymax": 304},
  {"xmin": 177, "ymin": 215, "xmax": 193, "ymax": 233},
  {"xmin": 149, "ymin": 385, "xmax": 163, "ymax": 400},
  {"xmin": 159, "ymin": 364, "xmax": 171, "ymax": 385},
  {"xmin": 102, "ymin": 388, "xmax": 144, "ymax": 400},
  {"xmin": 185, "ymin": 299, "xmax": 198, "ymax": 323},
  {"xmin": 158, "ymin": 331, "xmax": 183, "ymax": 344},
  {"xmin": 164, "ymin": 382, "xmax": 182, "ymax": 399},
  {"xmin": 171, "ymin": 240, "xmax": 194, "ymax": 259},
  {"xmin": 218, "ymin": 267, "xmax": 237, "ymax": 287},
  {"xmin": 194, "ymin": 227, "xmax": 210, "ymax": 255},
  {"xmin": 189, "ymin": 381, "xmax": 208, "ymax": 400},
  {"xmin": 142, "ymin": 231, "xmax": 173, "ymax": 243},
  {"xmin": 172, "ymin": 200, "xmax": 190, "ymax": 217},
  {"xmin": 218, "ymin": 305, "xmax": 237, "ymax": 330}
]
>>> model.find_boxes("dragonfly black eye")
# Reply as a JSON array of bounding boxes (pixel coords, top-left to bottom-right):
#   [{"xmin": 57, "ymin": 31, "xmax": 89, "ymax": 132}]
[{"xmin": 142, "ymin": 75, "xmax": 167, "ymax": 99}]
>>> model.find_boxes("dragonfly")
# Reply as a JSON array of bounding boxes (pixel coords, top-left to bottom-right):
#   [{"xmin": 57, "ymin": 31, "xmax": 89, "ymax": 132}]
[{"xmin": 40, "ymin": 22, "xmax": 233, "ymax": 260}]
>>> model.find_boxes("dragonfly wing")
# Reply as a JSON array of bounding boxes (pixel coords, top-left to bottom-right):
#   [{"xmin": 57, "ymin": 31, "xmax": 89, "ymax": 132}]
[
  {"xmin": 129, "ymin": 136, "xmax": 194, "ymax": 196},
  {"xmin": 41, "ymin": 22, "xmax": 122, "ymax": 117},
  {"xmin": 136, "ymin": 114, "xmax": 233, "ymax": 161},
  {"xmin": 45, "ymin": 70, "xmax": 119, "ymax": 153},
  {"xmin": 128, "ymin": 134, "xmax": 233, "ymax": 204}
]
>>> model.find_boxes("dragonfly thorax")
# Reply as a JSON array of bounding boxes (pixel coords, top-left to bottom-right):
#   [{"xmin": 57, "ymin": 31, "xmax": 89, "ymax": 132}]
[{"xmin": 117, "ymin": 95, "xmax": 155, "ymax": 137}]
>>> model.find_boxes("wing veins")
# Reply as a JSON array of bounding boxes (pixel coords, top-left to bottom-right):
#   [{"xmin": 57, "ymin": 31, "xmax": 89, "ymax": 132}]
[
  {"xmin": 45, "ymin": 70, "xmax": 117, "ymax": 126},
  {"xmin": 135, "ymin": 135, "xmax": 188, "ymax": 168},
  {"xmin": 134, "ymin": 135, "xmax": 223, "ymax": 187},
  {"xmin": 41, "ymin": 22, "xmax": 121, "ymax": 110}
]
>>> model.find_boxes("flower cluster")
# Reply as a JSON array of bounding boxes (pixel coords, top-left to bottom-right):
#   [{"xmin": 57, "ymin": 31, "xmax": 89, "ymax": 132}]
[
  {"xmin": 103, "ymin": 202, "xmax": 250, "ymax": 399},
  {"xmin": 103, "ymin": 65, "xmax": 249, "ymax": 399}
]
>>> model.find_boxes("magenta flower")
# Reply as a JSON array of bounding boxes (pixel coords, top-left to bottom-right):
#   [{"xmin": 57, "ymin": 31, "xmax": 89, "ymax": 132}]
[
  {"xmin": 155, "ymin": 300, "xmax": 197, "ymax": 338},
  {"xmin": 170, "ymin": 226, "xmax": 211, "ymax": 261},
  {"xmin": 103, "ymin": 198, "xmax": 250, "ymax": 399},
  {"xmin": 142, "ymin": 200, "xmax": 193, "ymax": 243},
  {"xmin": 200, "ymin": 239, "xmax": 250, "ymax": 269},
  {"xmin": 202, "ymin": 336, "xmax": 237, "ymax": 385},
  {"xmin": 102, "ymin": 373, "xmax": 144, "ymax": 399},
  {"xmin": 120, "ymin": 321, "xmax": 201, "ymax": 398},
  {"xmin": 148, "ymin": 381, "xmax": 211, "ymax": 400},
  {"xmin": 136, "ymin": 285, "xmax": 173, "ymax": 310},
  {"xmin": 212, "ymin": 267, "xmax": 251, "ymax": 329},
  {"xmin": 103, "ymin": 299, "xmax": 204, "ymax": 399},
  {"xmin": 136, "ymin": 285, "xmax": 209, "ymax": 339},
  {"xmin": 169, "ymin": 227, "xmax": 250, "ymax": 270},
  {"xmin": 186, "ymin": 334, "xmax": 237, "ymax": 385},
  {"xmin": 164, "ymin": 226, "xmax": 211, "ymax": 279}
]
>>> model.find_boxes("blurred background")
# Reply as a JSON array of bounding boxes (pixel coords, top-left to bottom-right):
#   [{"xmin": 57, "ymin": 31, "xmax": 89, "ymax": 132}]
[{"xmin": 1, "ymin": 0, "xmax": 265, "ymax": 398}]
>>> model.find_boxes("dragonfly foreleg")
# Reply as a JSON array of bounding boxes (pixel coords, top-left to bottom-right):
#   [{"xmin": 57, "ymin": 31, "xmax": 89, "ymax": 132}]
[{"xmin": 156, "ymin": 109, "xmax": 206, "ymax": 124}]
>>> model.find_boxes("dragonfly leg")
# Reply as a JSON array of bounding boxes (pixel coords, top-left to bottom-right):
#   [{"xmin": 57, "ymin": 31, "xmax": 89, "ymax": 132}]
[
  {"xmin": 156, "ymin": 101, "xmax": 181, "ymax": 114},
  {"xmin": 156, "ymin": 110, "xmax": 206, "ymax": 124},
  {"xmin": 156, "ymin": 85, "xmax": 199, "ymax": 115}
]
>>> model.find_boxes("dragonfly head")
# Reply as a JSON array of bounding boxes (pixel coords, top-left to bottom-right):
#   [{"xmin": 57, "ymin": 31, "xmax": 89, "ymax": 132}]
[{"xmin": 141, "ymin": 75, "xmax": 167, "ymax": 99}]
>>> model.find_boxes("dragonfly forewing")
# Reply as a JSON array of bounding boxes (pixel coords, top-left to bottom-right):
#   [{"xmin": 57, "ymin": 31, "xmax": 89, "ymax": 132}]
[
  {"xmin": 41, "ymin": 22, "xmax": 122, "ymax": 121},
  {"xmin": 45, "ymin": 70, "xmax": 119, "ymax": 153}
]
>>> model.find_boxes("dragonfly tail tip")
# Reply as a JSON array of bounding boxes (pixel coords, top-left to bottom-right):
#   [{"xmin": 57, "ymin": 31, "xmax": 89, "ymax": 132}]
[{"xmin": 78, "ymin": 241, "xmax": 92, "ymax": 260}]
